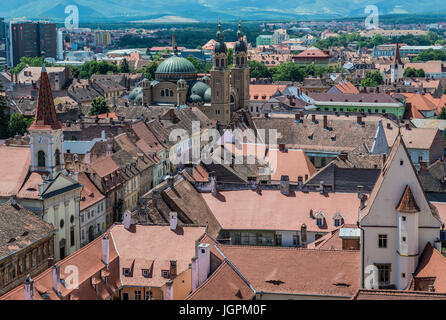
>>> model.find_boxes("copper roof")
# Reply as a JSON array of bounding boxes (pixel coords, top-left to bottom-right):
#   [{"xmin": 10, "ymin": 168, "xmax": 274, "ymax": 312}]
[{"xmin": 396, "ymin": 185, "xmax": 420, "ymax": 213}]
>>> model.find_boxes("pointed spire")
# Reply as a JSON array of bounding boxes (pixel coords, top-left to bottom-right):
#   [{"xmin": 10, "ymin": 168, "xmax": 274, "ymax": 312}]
[
  {"xmin": 396, "ymin": 185, "xmax": 420, "ymax": 213},
  {"xmin": 28, "ymin": 66, "xmax": 62, "ymax": 131},
  {"xmin": 216, "ymin": 17, "xmax": 223, "ymax": 41},
  {"xmin": 393, "ymin": 43, "xmax": 402, "ymax": 65},
  {"xmin": 371, "ymin": 120, "xmax": 389, "ymax": 155},
  {"xmin": 237, "ymin": 17, "xmax": 243, "ymax": 39}
]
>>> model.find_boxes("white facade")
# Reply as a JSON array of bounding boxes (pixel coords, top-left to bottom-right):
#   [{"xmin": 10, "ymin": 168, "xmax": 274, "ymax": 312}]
[
  {"xmin": 30, "ymin": 129, "xmax": 64, "ymax": 174},
  {"xmin": 360, "ymin": 137, "xmax": 442, "ymax": 290},
  {"xmin": 80, "ymin": 198, "xmax": 107, "ymax": 247}
]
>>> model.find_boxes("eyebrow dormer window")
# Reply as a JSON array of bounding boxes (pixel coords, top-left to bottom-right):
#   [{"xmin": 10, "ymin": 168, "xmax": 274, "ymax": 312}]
[
  {"xmin": 142, "ymin": 269, "xmax": 150, "ymax": 277},
  {"xmin": 333, "ymin": 213, "xmax": 344, "ymax": 227},
  {"xmin": 123, "ymin": 268, "xmax": 130, "ymax": 276}
]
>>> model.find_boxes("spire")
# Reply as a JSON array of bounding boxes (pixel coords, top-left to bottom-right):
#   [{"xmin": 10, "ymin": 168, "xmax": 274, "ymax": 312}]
[
  {"xmin": 396, "ymin": 185, "xmax": 420, "ymax": 213},
  {"xmin": 393, "ymin": 43, "xmax": 402, "ymax": 65},
  {"xmin": 216, "ymin": 17, "xmax": 223, "ymax": 41},
  {"xmin": 370, "ymin": 120, "xmax": 389, "ymax": 154},
  {"xmin": 28, "ymin": 66, "xmax": 62, "ymax": 131},
  {"xmin": 237, "ymin": 17, "xmax": 243, "ymax": 39}
]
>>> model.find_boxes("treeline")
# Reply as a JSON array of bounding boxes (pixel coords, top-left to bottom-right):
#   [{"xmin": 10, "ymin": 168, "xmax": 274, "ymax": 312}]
[
  {"xmin": 315, "ymin": 31, "xmax": 444, "ymax": 50},
  {"xmin": 248, "ymin": 60, "xmax": 341, "ymax": 82},
  {"xmin": 413, "ymin": 49, "xmax": 446, "ymax": 61}
]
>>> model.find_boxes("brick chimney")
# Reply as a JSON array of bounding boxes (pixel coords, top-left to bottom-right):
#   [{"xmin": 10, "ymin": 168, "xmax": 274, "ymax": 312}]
[
  {"xmin": 280, "ymin": 175, "xmax": 290, "ymax": 196},
  {"xmin": 311, "ymin": 114, "xmax": 317, "ymax": 123},
  {"xmin": 323, "ymin": 115, "xmax": 328, "ymax": 129},
  {"xmin": 300, "ymin": 224, "xmax": 307, "ymax": 248},
  {"xmin": 169, "ymin": 260, "xmax": 177, "ymax": 279}
]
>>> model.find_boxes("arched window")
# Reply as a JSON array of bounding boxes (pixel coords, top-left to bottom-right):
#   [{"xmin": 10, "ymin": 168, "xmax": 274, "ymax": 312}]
[
  {"xmin": 38, "ymin": 151, "xmax": 45, "ymax": 167},
  {"xmin": 216, "ymin": 59, "xmax": 219, "ymax": 67},
  {"xmin": 170, "ymin": 90, "xmax": 173, "ymax": 96},
  {"xmin": 161, "ymin": 90, "xmax": 165, "ymax": 97},
  {"xmin": 236, "ymin": 57, "xmax": 240, "ymax": 65},
  {"xmin": 55, "ymin": 149, "xmax": 61, "ymax": 166},
  {"xmin": 241, "ymin": 57, "xmax": 245, "ymax": 65},
  {"xmin": 221, "ymin": 59, "xmax": 225, "ymax": 67}
]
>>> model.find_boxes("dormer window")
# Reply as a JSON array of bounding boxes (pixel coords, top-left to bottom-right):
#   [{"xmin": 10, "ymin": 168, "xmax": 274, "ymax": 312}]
[
  {"xmin": 314, "ymin": 211, "xmax": 325, "ymax": 227},
  {"xmin": 333, "ymin": 213, "xmax": 344, "ymax": 227},
  {"xmin": 123, "ymin": 268, "xmax": 130, "ymax": 276},
  {"xmin": 142, "ymin": 269, "xmax": 150, "ymax": 277},
  {"xmin": 161, "ymin": 270, "xmax": 169, "ymax": 278}
]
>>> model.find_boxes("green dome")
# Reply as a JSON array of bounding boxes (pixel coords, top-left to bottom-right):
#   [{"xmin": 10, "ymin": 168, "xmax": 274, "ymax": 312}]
[
  {"xmin": 190, "ymin": 94, "xmax": 203, "ymax": 103},
  {"xmin": 190, "ymin": 81, "xmax": 210, "ymax": 98},
  {"xmin": 156, "ymin": 56, "xmax": 197, "ymax": 75},
  {"xmin": 204, "ymin": 87, "xmax": 211, "ymax": 102}
]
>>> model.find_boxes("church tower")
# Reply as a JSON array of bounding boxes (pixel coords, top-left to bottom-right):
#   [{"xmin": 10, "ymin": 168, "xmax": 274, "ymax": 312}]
[
  {"xmin": 210, "ymin": 17, "xmax": 231, "ymax": 125},
  {"xmin": 390, "ymin": 43, "xmax": 403, "ymax": 84},
  {"xmin": 28, "ymin": 64, "xmax": 64, "ymax": 174},
  {"xmin": 231, "ymin": 18, "xmax": 250, "ymax": 111}
]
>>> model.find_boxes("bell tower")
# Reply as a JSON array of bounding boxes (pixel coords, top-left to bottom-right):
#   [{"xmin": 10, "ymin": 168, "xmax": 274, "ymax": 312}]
[
  {"xmin": 210, "ymin": 17, "xmax": 231, "ymax": 125},
  {"xmin": 28, "ymin": 64, "xmax": 64, "ymax": 174},
  {"xmin": 231, "ymin": 18, "xmax": 250, "ymax": 110}
]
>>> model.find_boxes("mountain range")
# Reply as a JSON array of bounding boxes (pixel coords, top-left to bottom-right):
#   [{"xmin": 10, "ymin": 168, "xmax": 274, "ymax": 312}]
[{"xmin": 1, "ymin": 0, "xmax": 446, "ymax": 22}]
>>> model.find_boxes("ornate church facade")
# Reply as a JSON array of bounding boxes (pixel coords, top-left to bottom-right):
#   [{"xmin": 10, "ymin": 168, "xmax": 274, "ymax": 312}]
[{"xmin": 129, "ymin": 19, "xmax": 250, "ymax": 126}]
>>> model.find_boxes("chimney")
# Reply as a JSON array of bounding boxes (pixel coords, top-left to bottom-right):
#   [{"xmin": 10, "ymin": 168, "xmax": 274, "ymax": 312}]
[
  {"xmin": 434, "ymin": 239, "xmax": 441, "ymax": 252},
  {"xmin": 169, "ymin": 260, "xmax": 177, "ymax": 278},
  {"xmin": 405, "ymin": 123, "xmax": 410, "ymax": 130},
  {"xmin": 24, "ymin": 275, "xmax": 34, "ymax": 300},
  {"xmin": 197, "ymin": 243, "xmax": 210, "ymax": 287},
  {"xmin": 169, "ymin": 212, "xmax": 178, "ymax": 231},
  {"xmin": 311, "ymin": 114, "xmax": 316, "ymax": 123},
  {"xmin": 166, "ymin": 175, "xmax": 174, "ymax": 188},
  {"xmin": 358, "ymin": 185, "xmax": 366, "ymax": 210},
  {"xmin": 318, "ymin": 180, "xmax": 324, "ymax": 194},
  {"xmin": 191, "ymin": 257, "xmax": 199, "ymax": 291},
  {"xmin": 323, "ymin": 115, "xmax": 328, "ymax": 129},
  {"xmin": 357, "ymin": 115, "xmax": 362, "ymax": 124},
  {"xmin": 165, "ymin": 280, "xmax": 174, "ymax": 300},
  {"xmin": 85, "ymin": 151, "xmax": 91, "ymax": 164},
  {"xmin": 295, "ymin": 113, "xmax": 301, "ymax": 122},
  {"xmin": 122, "ymin": 210, "xmax": 132, "ymax": 229},
  {"xmin": 52, "ymin": 265, "xmax": 61, "ymax": 295},
  {"xmin": 300, "ymin": 224, "xmax": 307, "ymax": 248},
  {"xmin": 279, "ymin": 143, "xmax": 286, "ymax": 152},
  {"xmin": 101, "ymin": 234, "xmax": 109, "ymax": 268},
  {"xmin": 280, "ymin": 175, "xmax": 290, "ymax": 196},
  {"xmin": 210, "ymin": 174, "xmax": 217, "ymax": 197},
  {"xmin": 106, "ymin": 136, "xmax": 113, "ymax": 156}
]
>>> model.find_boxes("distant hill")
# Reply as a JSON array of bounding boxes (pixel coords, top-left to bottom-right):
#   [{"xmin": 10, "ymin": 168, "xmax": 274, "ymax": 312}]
[{"xmin": 1, "ymin": 0, "xmax": 446, "ymax": 22}]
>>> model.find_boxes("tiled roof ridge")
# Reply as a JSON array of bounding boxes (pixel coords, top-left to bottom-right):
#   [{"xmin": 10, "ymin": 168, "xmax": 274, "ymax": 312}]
[
  {"xmin": 354, "ymin": 288, "xmax": 446, "ymax": 297},
  {"xmin": 218, "ymin": 244, "xmax": 360, "ymax": 254}
]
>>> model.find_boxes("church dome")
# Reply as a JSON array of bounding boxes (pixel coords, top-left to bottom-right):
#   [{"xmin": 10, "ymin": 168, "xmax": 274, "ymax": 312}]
[
  {"xmin": 128, "ymin": 87, "xmax": 143, "ymax": 103},
  {"xmin": 204, "ymin": 87, "xmax": 212, "ymax": 103},
  {"xmin": 189, "ymin": 94, "xmax": 203, "ymax": 103},
  {"xmin": 190, "ymin": 81, "xmax": 210, "ymax": 98},
  {"xmin": 155, "ymin": 56, "xmax": 197, "ymax": 81},
  {"xmin": 214, "ymin": 41, "xmax": 227, "ymax": 54},
  {"xmin": 234, "ymin": 40, "xmax": 247, "ymax": 53}
]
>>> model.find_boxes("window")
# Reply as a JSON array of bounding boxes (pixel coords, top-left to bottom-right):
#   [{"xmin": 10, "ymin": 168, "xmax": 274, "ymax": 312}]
[
  {"xmin": 334, "ymin": 218, "xmax": 342, "ymax": 227},
  {"xmin": 70, "ymin": 226, "xmax": 75, "ymax": 247},
  {"xmin": 123, "ymin": 268, "xmax": 130, "ymax": 276},
  {"xmin": 402, "ymin": 216, "xmax": 406, "ymax": 221},
  {"xmin": 122, "ymin": 292, "xmax": 129, "ymax": 300},
  {"xmin": 275, "ymin": 234, "xmax": 282, "ymax": 246},
  {"xmin": 142, "ymin": 269, "xmax": 149, "ymax": 277},
  {"xmin": 38, "ymin": 151, "xmax": 45, "ymax": 167},
  {"xmin": 60, "ymin": 219, "xmax": 64, "ymax": 229},
  {"xmin": 377, "ymin": 264, "xmax": 391, "ymax": 285},
  {"xmin": 316, "ymin": 217, "xmax": 323, "ymax": 226},
  {"xmin": 145, "ymin": 289, "xmax": 153, "ymax": 300},
  {"xmin": 162, "ymin": 270, "xmax": 169, "ymax": 278},
  {"xmin": 378, "ymin": 234, "xmax": 387, "ymax": 248},
  {"xmin": 134, "ymin": 290, "xmax": 141, "ymax": 300},
  {"xmin": 293, "ymin": 234, "xmax": 300, "ymax": 246},
  {"xmin": 161, "ymin": 90, "xmax": 164, "ymax": 97},
  {"xmin": 55, "ymin": 149, "xmax": 61, "ymax": 166},
  {"xmin": 402, "ymin": 236, "xmax": 406, "ymax": 242}
]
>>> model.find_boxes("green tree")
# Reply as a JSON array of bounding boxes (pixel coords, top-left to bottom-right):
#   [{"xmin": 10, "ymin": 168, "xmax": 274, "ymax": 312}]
[
  {"xmin": 140, "ymin": 61, "xmax": 160, "ymax": 80},
  {"xmin": 119, "ymin": 58, "xmax": 130, "ymax": 73},
  {"xmin": 186, "ymin": 56, "xmax": 211, "ymax": 73},
  {"xmin": 247, "ymin": 60, "xmax": 271, "ymax": 78},
  {"xmin": 0, "ymin": 83, "xmax": 9, "ymax": 139},
  {"xmin": 438, "ymin": 107, "xmax": 446, "ymax": 120},
  {"xmin": 8, "ymin": 113, "xmax": 29, "ymax": 136},
  {"xmin": 361, "ymin": 78, "xmax": 378, "ymax": 87},
  {"xmin": 404, "ymin": 67, "xmax": 425, "ymax": 77},
  {"xmin": 271, "ymin": 63, "xmax": 304, "ymax": 82},
  {"xmin": 89, "ymin": 97, "xmax": 110, "ymax": 116}
]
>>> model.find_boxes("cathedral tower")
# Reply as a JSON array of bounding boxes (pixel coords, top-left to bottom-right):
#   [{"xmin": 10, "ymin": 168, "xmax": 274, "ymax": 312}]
[
  {"xmin": 231, "ymin": 18, "xmax": 250, "ymax": 110},
  {"xmin": 210, "ymin": 18, "xmax": 231, "ymax": 125},
  {"xmin": 390, "ymin": 43, "xmax": 403, "ymax": 84},
  {"xmin": 28, "ymin": 64, "xmax": 64, "ymax": 174}
]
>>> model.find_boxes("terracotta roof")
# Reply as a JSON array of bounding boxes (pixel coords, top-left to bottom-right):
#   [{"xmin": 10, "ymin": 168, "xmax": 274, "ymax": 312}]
[
  {"xmin": 78, "ymin": 173, "xmax": 105, "ymax": 211},
  {"xmin": 90, "ymin": 156, "xmax": 119, "ymax": 178},
  {"xmin": 186, "ymin": 260, "xmax": 255, "ymax": 300},
  {"xmin": 201, "ymin": 190, "xmax": 361, "ymax": 233},
  {"xmin": 351, "ymin": 289, "xmax": 446, "ymax": 300},
  {"xmin": 384, "ymin": 125, "xmax": 440, "ymax": 150},
  {"xmin": 332, "ymin": 81, "xmax": 360, "ymax": 94},
  {"xmin": 110, "ymin": 224, "xmax": 206, "ymax": 288},
  {"xmin": 249, "ymin": 84, "xmax": 286, "ymax": 101},
  {"xmin": 295, "ymin": 48, "xmax": 330, "ymax": 58},
  {"xmin": 0, "ymin": 146, "xmax": 30, "ymax": 197},
  {"xmin": 411, "ymin": 242, "xmax": 446, "ymax": 293},
  {"xmin": 17, "ymin": 172, "xmax": 45, "ymax": 200},
  {"xmin": 396, "ymin": 185, "xmax": 420, "ymax": 213},
  {"xmin": 0, "ymin": 233, "xmax": 121, "ymax": 300},
  {"xmin": 132, "ymin": 121, "xmax": 165, "ymax": 153},
  {"xmin": 28, "ymin": 67, "xmax": 63, "ymax": 131},
  {"xmin": 0, "ymin": 200, "xmax": 55, "ymax": 259},
  {"xmin": 219, "ymin": 245, "xmax": 360, "ymax": 297}
]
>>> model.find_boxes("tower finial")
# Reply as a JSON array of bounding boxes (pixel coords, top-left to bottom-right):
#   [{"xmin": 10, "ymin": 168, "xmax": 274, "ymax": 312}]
[
  {"xmin": 216, "ymin": 17, "xmax": 223, "ymax": 41},
  {"xmin": 237, "ymin": 17, "xmax": 243, "ymax": 39}
]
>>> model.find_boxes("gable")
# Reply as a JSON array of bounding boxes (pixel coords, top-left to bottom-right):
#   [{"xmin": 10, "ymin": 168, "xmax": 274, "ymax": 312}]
[
  {"xmin": 42, "ymin": 173, "xmax": 81, "ymax": 198},
  {"xmin": 360, "ymin": 138, "xmax": 441, "ymax": 228}
]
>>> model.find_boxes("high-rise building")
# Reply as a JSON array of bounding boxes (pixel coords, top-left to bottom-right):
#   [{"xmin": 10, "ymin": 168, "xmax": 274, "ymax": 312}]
[
  {"xmin": 8, "ymin": 20, "xmax": 57, "ymax": 67},
  {"xmin": 0, "ymin": 18, "xmax": 6, "ymax": 62}
]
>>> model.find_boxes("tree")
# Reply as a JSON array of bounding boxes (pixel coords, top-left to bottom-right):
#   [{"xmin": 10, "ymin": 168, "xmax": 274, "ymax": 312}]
[
  {"xmin": 438, "ymin": 107, "xmax": 446, "ymax": 120},
  {"xmin": 186, "ymin": 56, "xmax": 211, "ymax": 73},
  {"xmin": 361, "ymin": 78, "xmax": 378, "ymax": 87},
  {"xmin": 89, "ymin": 97, "xmax": 110, "ymax": 116},
  {"xmin": 140, "ymin": 61, "xmax": 160, "ymax": 80},
  {"xmin": 247, "ymin": 60, "xmax": 271, "ymax": 78},
  {"xmin": 119, "ymin": 58, "xmax": 130, "ymax": 73},
  {"xmin": 271, "ymin": 63, "xmax": 304, "ymax": 82},
  {"xmin": 403, "ymin": 67, "xmax": 425, "ymax": 78},
  {"xmin": 8, "ymin": 113, "xmax": 29, "ymax": 136}
]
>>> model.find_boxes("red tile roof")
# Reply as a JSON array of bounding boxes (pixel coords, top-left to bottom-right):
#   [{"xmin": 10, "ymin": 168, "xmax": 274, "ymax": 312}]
[
  {"xmin": 396, "ymin": 185, "xmax": 420, "ymax": 213},
  {"xmin": 219, "ymin": 245, "xmax": 360, "ymax": 297},
  {"xmin": 0, "ymin": 146, "xmax": 30, "ymax": 198},
  {"xmin": 412, "ymin": 242, "xmax": 446, "ymax": 293},
  {"xmin": 201, "ymin": 190, "xmax": 361, "ymax": 233},
  {"xmin": 352, "ymin": 288, "xmax": 446, "ymax": 300},
  {"xmin": 333, "ymin": 81, "xmax": 359, "ymax": 94},
  {"xmin": 78, "ymin": 173, "xmax": 105, "ymax": 211},
  {"xmin": 249, "ymin": 84, "xmax": 286, "ymax": 101}
]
